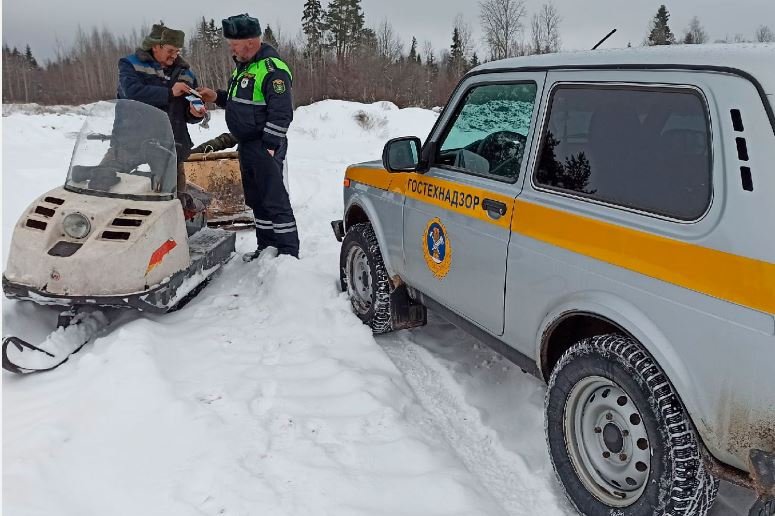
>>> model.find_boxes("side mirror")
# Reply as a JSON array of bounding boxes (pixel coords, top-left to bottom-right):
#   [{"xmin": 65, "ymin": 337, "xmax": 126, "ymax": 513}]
[{"xmin": 382, "ymin": 137, "xmax": 421, "ymax": 172}]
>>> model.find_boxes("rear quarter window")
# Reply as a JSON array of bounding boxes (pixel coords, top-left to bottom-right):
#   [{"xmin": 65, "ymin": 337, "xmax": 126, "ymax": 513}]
[{"xmin": 534, "ymin": 85, "xmax": 712, "ymax": 221}]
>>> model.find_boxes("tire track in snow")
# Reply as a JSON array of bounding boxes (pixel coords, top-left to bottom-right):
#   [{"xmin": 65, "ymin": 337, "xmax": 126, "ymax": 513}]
[{"xmin": 379, "ymin": 333, "xmax": 571, "ymax": 516}]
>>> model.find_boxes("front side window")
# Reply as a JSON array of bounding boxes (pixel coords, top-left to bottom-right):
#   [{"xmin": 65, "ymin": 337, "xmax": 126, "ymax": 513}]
[
  {"xmin": 437, "ymin": 82, "xmax": 538, "ymax": 181},
  {"xmin": 534, "ymin": 86, "xmax": 712, "ymax": 220}
]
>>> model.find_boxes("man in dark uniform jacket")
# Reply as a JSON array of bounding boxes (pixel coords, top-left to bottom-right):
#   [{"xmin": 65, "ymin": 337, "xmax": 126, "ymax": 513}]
[
  {"xmin": 198, "ymin": 14, "xmax": 299, "ymax": 259},
  {"xmin": 117, "ymin": 24, "xmax": 205, "ymax": 199}
]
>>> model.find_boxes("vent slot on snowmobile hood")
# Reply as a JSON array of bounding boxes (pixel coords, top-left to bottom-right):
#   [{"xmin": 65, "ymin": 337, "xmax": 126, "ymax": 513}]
[
  {"xmin": 35, "ymin": 206, "xmax": 56, "ymax": 218},
  {"xmin": 111, "ymin": 218, "xmax": 143, "ymax": 227},
  {"xmin": 123, "ymin": 208, "xmax": 152, "ymax": 217},
  {"xmin": 48, "ymin": 241, "xmax": 83, "ymax": 257},
  {"xmin": 101, "ymin": 231, "xmax": 131, "ymax": 241},
  {"xmin": 44, "ymin": 196, "xmax": 65, "ymax": 205},
  {"xmin": 25, "ymin": 219, "xmax": 47, "ymax": 230}
]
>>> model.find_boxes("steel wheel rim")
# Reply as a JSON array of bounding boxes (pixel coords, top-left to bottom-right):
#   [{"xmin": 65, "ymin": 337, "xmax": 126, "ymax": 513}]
[
  {"xmin": 346, "ymin": 246, "xmax": 373, "ymax": 314},
  {"xmin": 563, "ymin": 375, "xmax": 652, "ymax": 507}
]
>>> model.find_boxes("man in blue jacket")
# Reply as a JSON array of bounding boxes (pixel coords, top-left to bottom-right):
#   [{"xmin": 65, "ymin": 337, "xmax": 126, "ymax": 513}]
[
  {"xmin": 198, "ymin": 14, "xmax": 298, "ymax": 259},
  {"xmin": 117, "ymin": 24, "xmax": 205, "ymax": 199}
]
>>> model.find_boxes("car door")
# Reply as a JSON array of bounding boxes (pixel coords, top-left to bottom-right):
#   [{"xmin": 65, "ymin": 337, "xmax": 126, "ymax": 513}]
[{"xmin": 401, "ymin": 72, "xmax": 546, "ymax": 335}]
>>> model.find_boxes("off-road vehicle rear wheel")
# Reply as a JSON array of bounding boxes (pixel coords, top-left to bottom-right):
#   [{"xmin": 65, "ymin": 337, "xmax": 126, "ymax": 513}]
[{"xmin": 545, "ymin": 333, "xmax": 718, "ymax": 516}]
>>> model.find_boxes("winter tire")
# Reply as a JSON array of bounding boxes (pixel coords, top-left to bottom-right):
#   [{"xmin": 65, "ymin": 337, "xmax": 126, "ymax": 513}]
[
  {"xmin": 340, "ymin": 223, "xmax": 392, "ymax": 334},
  {"xmin": 545, "ymin": 333, "xmax": 719, "ymax": 516}
]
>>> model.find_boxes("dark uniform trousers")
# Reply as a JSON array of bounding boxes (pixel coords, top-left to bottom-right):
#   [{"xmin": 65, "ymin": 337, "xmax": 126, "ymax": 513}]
[{"xmin": 238, "ymin": 139, "xmax": 299, "ymax": 256}]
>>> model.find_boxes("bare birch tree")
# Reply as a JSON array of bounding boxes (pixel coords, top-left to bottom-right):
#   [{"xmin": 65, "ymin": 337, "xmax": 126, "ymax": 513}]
[
  {"xmin": 530, "ymin": 2, "xmax": 562, "ymax": 55},
  {"xmin": 376, "ymin": 19, "xmax": 402, "ymax": 62},
  {"xmin": 755, "ymin": 25, "xmax": 774, "ymax": 42},
  {"xmin": 479, "ymin": 0, "xmax": 527, "ymax": 60},
  {"xmin": 683, "ymin": 16, "xmax": 708, "ymax": 44}
]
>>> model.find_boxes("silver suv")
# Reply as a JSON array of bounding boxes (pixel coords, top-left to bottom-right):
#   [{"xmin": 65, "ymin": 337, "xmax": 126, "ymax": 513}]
[{"xmin": 332, "ymin": 45, "xmax": 775, "ymax": 516}]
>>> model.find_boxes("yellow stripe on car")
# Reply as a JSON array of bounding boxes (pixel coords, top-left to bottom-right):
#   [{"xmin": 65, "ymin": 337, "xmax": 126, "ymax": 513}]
[
  {"xmin": 345, "ymin": 166, "xmax": 775, "ymax": 314},
  {"xmin": 512, "ymin": 200, "xmax": 775, "ymax": 315},
  {"xmin": 347, "ymin": 166, "xmax": 513, "ymax": 229}
]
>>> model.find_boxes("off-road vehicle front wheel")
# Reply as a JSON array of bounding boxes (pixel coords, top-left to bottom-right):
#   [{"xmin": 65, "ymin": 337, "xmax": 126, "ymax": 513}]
[{"xmin": 340, "ymin": 223, "xmax": 392, "ymax": 334}]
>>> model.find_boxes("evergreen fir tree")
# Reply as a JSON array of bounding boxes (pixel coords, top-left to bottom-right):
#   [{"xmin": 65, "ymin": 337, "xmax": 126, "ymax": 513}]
[
  {"xmin": 195, "ymin": 18, "xmax": 221, "ymax": 50},
  {"xmin": 408, "ymin": 37, "xmax": 418, "ymax": 63},
  {"xmin": 24, "ymin": 45, "xmax": 38, "ymax": 69},
  {"xmin": 449, "ymin": 28, "xmax": 463, "ymax": 63},
  {"xmin": 470, "ymin": 52, "xmax": 480, "ymax": 68},
  {"xmin": 324, "ymin": 0, "xmax": 365, "ymax": 62},
  {"xmin": 359, "ymin": 27, "xmax": 377, "ymax": 50},
  {"xmin": 302, "ymin": 0, "xmax": 325, "ymax": 57},
  {"xmin": 264, "ymin": 25, "xmax": 278, "ymax": 47},
  {"xmin": 206, "ymin": 19, "xmax": 221, "ymax": 49},
  {"xmin": 448, "ymin": 27, "xmax": 465, "ymax": 74},
  {"xmin": 647, "ymin": 5, "xmax": 676, "ymax": 46}
]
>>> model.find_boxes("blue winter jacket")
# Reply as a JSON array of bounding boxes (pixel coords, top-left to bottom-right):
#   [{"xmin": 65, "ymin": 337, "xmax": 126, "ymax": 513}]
[{"xmin": 117, "ymin": 49, "xmax": 202, "ymax": 161}]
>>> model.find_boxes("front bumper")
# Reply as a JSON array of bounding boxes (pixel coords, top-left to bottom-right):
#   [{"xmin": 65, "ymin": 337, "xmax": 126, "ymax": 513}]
[{"xmin": 2, "ymin": 274, "xmax": 180, "ymax": 313}]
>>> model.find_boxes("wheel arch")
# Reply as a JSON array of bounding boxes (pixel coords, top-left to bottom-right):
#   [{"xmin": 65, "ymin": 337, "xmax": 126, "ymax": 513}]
[
  {"xmin": 537, "ymin": 292, "xmax": 703, "ymax": 440},
  {"xmin": 344, "ymin": 198, "xmax": 398, "ymax": 277},
  {"xmin": 539, "ymin": 310, "xmax": 630, "ymax": 382},
  {"xmin": 538, "ymin": 293, "xmax": 690, "ymax": 382}
]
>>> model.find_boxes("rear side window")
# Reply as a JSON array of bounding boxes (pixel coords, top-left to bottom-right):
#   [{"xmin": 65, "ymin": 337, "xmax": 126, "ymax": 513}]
[{"xmin": 534, "ymin": 86, "xmax": 712, "ymax": 220}]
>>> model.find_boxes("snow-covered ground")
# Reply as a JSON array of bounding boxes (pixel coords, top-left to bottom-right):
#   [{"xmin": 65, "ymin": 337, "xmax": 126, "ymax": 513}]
[{"xmin": 2, "ymin": 101, "xmax": 753, "ymax": 515}]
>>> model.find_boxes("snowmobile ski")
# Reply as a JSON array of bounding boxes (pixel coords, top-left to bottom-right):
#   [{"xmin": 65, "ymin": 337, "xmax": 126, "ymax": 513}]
[{"xmin": 2, "ymin": 310, "xmax": 110, "ymax": 374}]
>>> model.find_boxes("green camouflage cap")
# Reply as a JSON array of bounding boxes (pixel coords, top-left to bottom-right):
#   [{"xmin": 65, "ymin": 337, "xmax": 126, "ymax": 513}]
[
  {"xmin": 141, "ymin": 24, "xmax": 185, "ymax": 50},
  {"xmin": 159, "ymin": 27, "xmax": 185, "ymax": 48},
  {"xmin": 141, "ymin": 23, "xmax": 165, "ymax": 50}
]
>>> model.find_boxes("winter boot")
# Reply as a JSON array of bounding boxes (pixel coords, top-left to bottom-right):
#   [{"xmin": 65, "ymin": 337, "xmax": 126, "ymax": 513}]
[{"xmin": 242, "ymin": 246, "xmax": 278, "ymax": 262}]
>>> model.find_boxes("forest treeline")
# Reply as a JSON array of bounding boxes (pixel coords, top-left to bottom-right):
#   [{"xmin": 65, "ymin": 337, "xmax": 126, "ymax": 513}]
[{"xmin": 3, "ymin": 2, "xmax": 773, "ymax": 107}]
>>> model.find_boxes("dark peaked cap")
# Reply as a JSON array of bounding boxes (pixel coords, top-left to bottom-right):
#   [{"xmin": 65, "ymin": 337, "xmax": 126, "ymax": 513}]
[{"xmin": 222, "ymin": 14, "xmax": 262, "ymax": 39}]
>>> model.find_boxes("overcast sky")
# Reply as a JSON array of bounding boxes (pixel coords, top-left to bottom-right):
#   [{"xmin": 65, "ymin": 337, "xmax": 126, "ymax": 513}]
[{"xmin": 3, "ymin": 0, "xmax": 774, "ymax": 62}]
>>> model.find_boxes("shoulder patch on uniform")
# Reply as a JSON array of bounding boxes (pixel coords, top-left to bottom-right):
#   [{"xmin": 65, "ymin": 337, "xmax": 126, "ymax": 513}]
[{"xmin": 272, "ymin": 79, "xmax": 286, "ymax": 94}]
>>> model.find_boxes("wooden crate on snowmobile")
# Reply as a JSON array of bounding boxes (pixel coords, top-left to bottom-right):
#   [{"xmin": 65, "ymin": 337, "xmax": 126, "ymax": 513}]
[{"xmin": 184, "ymin": 151, "xmax": 253, "ymax": 229}]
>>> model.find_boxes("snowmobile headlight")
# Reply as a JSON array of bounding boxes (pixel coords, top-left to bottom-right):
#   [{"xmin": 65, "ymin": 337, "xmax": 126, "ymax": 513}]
[{"xmin": 63, "ymin": 213, "xmax": 91, "ymax": 239}]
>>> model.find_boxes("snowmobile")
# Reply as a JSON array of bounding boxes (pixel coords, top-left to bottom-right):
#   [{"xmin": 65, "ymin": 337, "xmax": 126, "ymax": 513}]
[{"xmin": 2, "ymin": 99, "xmax": 236, "ymax": 374}]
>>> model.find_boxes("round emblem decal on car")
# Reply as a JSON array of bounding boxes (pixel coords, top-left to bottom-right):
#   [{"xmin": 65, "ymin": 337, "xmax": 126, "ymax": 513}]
[{"xmin": 423, "ymin": 218, "xmax": 451, "ymax": 279}]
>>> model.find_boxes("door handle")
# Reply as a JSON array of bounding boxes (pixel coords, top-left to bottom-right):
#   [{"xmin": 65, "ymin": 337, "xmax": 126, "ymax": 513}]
[{"xmin": 482, "ymin": 198, "xmax": 507, "ymax": 219}]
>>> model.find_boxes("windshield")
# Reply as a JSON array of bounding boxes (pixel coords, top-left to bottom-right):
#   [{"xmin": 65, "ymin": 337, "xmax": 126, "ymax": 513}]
[{"xmin": 66, "ymin": 99, "xmax": 177, "ymax": 200}]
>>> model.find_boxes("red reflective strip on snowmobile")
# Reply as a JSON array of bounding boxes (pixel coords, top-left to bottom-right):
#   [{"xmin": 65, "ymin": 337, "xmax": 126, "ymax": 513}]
[{"xmin": 146, "ymin": 239, "xmax": 178, "ymax": 275}]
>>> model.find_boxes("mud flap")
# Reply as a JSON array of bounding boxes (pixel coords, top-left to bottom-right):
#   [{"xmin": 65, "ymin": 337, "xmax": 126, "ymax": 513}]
[
  {"xmin": 331, "ymin": 220, "xmax": 344, "ymax": 242},
  {"xmin": 389, "ymin": 284, "xmax": 427, "ymax": 331},
  {"xmin": 750, "ymin": 449, "xmax": 775, "ymax": 516},
  {"xmin": 752, "ymin": 498, "xmax": 775, "ymax": 516}
]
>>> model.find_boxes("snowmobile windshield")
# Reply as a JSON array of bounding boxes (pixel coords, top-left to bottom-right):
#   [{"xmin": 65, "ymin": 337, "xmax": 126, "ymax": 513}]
[{"xmin": 66, "ymin": 100, "xmax": 177, "ymax": 201}]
